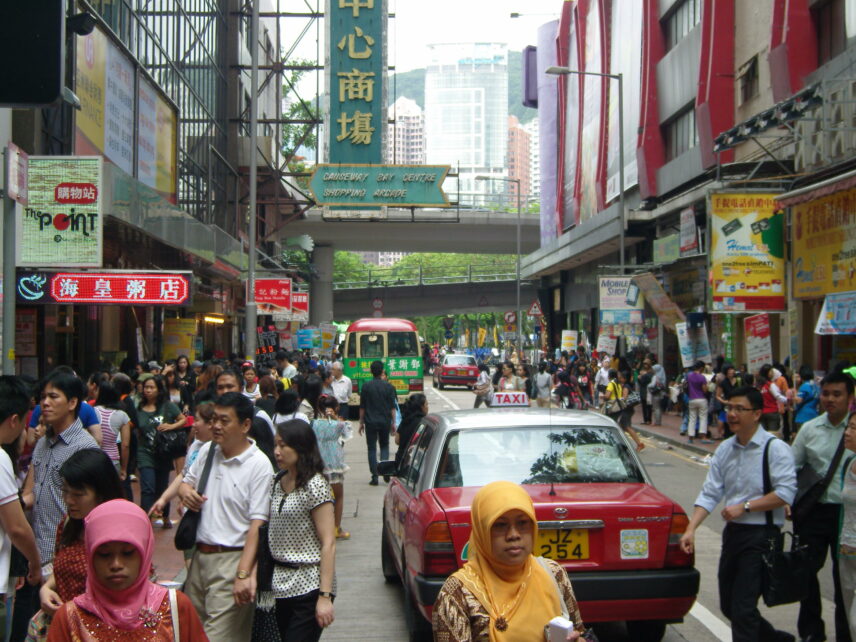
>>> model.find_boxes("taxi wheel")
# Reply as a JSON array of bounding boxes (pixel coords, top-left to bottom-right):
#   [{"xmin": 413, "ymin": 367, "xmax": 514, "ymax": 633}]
[
  {"xmin": 625, "ymin": 620, "xmax": 667, "ymax": 641},
  {"xmin": 403, "ymin": 574, "xmax": 433, "ymax": 642},
  {"xmin": 381, "ymin": 521, "xmax": 400, "ymax": 584}
]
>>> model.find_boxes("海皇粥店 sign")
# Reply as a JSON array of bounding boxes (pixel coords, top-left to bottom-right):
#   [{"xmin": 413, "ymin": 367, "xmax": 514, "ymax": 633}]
[{"xmin": 16, "ymin": 271, "xmax": 190, "ymax": 305}]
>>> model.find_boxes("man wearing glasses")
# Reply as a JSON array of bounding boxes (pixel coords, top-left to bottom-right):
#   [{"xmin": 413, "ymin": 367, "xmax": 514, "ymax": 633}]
[{"xmin": 679, "ymin": 386, "xmax": 797, "ymax": 641}]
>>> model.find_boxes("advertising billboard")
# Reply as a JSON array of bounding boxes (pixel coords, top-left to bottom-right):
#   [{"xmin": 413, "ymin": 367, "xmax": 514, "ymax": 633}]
[
  {"xmin": 19, "ymin": 157, "xmax": 103, "ymax": 267},
  {"xmin": 744, "ymin": 313, "xmax": 773, "ymax": 374},
  {"xmin": 605, "ymin": 0, "xmax": 641, "ymax": 202},
  {"xmin": 578, "ymin": 0, "xmax": 604, "ymax": 222},
  {"xmin": 710, "ymin": 193, "xmax": 785, "ymax": 312},
  {"xmin": 792, "ymin": 188, "xmax": 856, "ymax": 298},
  {"xmin": 75, "ymin": 26, "xmax": 178, "ymax": 203}
]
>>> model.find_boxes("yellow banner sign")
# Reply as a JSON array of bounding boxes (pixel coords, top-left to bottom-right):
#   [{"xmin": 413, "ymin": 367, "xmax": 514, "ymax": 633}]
[
  {"xmin": 792, "ymin": 188, "xmax": 856, "ymax": 298},
  {"xmin": 710, "ymin": 193, "xmax": 785, "ymax": 311}
]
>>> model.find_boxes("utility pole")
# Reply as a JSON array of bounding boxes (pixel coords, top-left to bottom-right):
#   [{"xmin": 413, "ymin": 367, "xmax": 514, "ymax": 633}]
[{"xmin": 245, "ymin": 0, "xmax": 260, "ymax": 361}]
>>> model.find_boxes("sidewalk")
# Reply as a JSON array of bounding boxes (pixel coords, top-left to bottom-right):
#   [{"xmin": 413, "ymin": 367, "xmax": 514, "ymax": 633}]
[{"xmin": 630, "ymin": 406, "xmax": 722, "ymax": 457}]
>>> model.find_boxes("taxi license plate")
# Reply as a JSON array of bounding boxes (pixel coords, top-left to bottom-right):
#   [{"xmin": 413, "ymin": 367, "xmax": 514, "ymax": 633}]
[{"xmin": 536, "ymin": 529, "xmax": 589, "ymax": 560}]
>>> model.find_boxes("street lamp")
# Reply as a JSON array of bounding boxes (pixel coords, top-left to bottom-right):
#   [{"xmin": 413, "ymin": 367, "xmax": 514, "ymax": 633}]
[
  {"xmin": 545, "ymin": 65, "xmax": 625, "ymax": 273},
  {"xmin": 475, "ymin": 175, "xmax": 522, "ymax": 356}
]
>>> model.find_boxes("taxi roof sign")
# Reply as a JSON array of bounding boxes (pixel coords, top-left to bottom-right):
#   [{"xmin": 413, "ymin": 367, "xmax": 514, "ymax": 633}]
[{"xmin": 491, "ymin": 391, "xmax": 530, "ymax": 407}]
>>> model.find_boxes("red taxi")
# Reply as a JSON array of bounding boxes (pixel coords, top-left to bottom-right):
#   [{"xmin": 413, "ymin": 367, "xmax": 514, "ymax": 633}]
[
  {"xmin": 377, "ymin": 404, "xmax": 699, "ymax": 641},
  {"xmin": 432, "ymin": 354, "xmax": 479, "ymax": 389}
]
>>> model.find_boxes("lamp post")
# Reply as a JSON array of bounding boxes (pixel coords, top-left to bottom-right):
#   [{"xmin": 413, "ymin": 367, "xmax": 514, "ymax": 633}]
[
  {"xmin": 475, "ymin": 175, "xmax": 522, "ymax": 356},
  {"xmin": 245, "ymin": 0, "xmax": 260, "ymax": 361},
  {"xmin": 546, "ymin": 65, "xmax": 625, "ymax": 273}
]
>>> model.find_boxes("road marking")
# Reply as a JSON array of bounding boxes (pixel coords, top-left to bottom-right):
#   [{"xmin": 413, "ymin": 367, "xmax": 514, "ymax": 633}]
[
  {"xmin": 429, "ymin": 387, "xmax": 460, "ymax": 411},
  {"xmin": 689, "ymin": 602, "xmax": 731, "ymax": 641},
  {"xmin": 653, "ymin": 441, "xmax": 711, "ymax": 468}
]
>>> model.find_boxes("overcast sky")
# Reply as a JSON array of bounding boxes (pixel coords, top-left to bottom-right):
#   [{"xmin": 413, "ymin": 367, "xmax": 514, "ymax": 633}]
[{"xmin": 390, "ymin": 0, "xmax": 562, "ymax": 71}]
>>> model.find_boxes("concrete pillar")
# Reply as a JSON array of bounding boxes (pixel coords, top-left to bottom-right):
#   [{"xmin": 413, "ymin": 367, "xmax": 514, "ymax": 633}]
[{"xmin": 310, "ymin": 244, "xmax": 335, "ymax": 324}]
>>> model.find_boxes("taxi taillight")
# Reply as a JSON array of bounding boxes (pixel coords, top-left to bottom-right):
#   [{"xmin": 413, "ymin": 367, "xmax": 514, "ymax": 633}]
[
  {"xmin": 664, "ymin": 511, "xmax": 693, "ymax": 568},
  {"xmin": 423, "ymin": 521, "xmax": 457, "ymax": 576}
]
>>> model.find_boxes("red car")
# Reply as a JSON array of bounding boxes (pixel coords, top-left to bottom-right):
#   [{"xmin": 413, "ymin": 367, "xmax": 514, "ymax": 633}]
[
  {"xmin": 377, "ymin": 408, "xmax": 699, "ymax": 641},
  {"xmin": 431, "ymin": 354, "xmax": 479, "ymax": 389}
]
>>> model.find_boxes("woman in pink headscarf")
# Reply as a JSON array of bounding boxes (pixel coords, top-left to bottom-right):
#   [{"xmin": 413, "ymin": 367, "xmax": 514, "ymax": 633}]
[{"xmin": 47, "ymin": 499, "xmax": 207, "ymax": 641}]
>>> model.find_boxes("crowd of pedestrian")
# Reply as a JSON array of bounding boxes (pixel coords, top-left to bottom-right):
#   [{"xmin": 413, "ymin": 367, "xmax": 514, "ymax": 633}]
[{"xmin": 0, "ymin": 348, "xmax": 358, "ymax": 641}]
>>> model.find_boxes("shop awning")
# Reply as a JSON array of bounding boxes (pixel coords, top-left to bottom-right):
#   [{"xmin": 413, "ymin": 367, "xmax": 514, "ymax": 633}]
[{"xmin": 776, "ymin": 167, "xmax": 856, "ymax": 208}]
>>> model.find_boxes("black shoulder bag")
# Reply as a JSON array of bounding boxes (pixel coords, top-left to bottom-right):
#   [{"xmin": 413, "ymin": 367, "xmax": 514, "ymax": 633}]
[
  {"xmin": 760, "ymin": 438, "xmax": 812, "ymax": 607},
  {"xmin": 174, "ymin": 444, "xmax": 217, "ymax": 551},
  {"xmin": 256, "ymin": 470, "xmax": 287, "ymax": 592},
  {"xmin": 792, "ymin": 430, "xmax": 846, "ymax": 524}
]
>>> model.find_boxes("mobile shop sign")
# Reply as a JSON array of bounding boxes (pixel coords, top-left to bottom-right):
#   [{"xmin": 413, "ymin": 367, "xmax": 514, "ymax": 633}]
[
  {"xmin": 16, "ymin": 271, "xmax": 190, "ymax": 305},
  {"xmin": 19, "ymin": 157, "xmax": 103, "ymax": 268},
  {"xmin": 255, "ymin": 278, "xmax": 292, "ymax": 312},
  {"xmin": 327, "ymin": 0, "xmax": 386, "ymax": 165},
  {"xmin": 710, "ymin": 193, "xmax": 785, "ymax": 312}
]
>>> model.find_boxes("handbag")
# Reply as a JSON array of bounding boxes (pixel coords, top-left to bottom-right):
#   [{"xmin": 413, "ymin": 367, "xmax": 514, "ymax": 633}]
[
  {"xmin": 256, "ymin": 471, "xmax": 286, "ymax": 592},
  {"xmin": 759, "ymin": 439, "xmax": 812, "ymax": 606},
  {"xmin": 174, "ymin": 443, "xmax": 217, "ymax": 551},
  {"xmin": 791, "ymin": 431, "xmax": 846, "ymax": 524},
  {"xmin": 623, "ymin": 392, "xmax": 641, "ymax": 408}
]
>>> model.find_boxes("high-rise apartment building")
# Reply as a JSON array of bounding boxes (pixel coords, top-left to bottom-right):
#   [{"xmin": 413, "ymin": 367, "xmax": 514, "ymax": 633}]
[
  {"xmin": 523, "ymin": 117, "xmax": 540, "ymax": 200},
  {"xmin": 388, "ymin": 96, "xmax": 425, "ymax": 164},
  {"xmin": 507, "ymin": 115, "xmax": 531, "ymax": 201},
  {"xmin": 424, "ymin": 43, "xmax": 508, "ymax": 204}
]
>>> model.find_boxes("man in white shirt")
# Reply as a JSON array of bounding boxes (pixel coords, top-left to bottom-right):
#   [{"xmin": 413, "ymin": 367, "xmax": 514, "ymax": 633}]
[
  {"xmin": 180, "ymin": 392, "xmax": 273, "ymax": 641},
  {"xmin": 329, "ymin": 361, "xmax": 353, "ymax": 419},
  {"xmin": 0, "ymin": 376, "xmax": 41, "ymax": 595},
  {"xmin": 276, "ymin": 350, "xmax": 298, "ymax": 380}
]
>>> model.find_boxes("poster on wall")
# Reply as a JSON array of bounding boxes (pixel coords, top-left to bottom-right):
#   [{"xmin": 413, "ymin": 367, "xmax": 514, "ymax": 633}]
[
  {"xmin": 162, "ymin": 318, "xmax": 197, "ymax": 362},
  {"xmin": 675, "ymin": 321, "xmax": 712, "ymax": 368},
  {"xmin": 815, "ymin": 290, "xmax": 856, "ymax": 335},
  {"xmin": 710, "ymin": 193, "xmax": 785, "ymax": 311},
  {"xmin": 595, "ymin": 333, "xmax": 617, "ymax": 356},
  {"xmin": 791, "ymin": 188, "xmax": 856, "ymax": 298},
  {"xmin": 561, "ymin": 330, "xmax": 578, "ymax": 353},
  {"xmin": 744, "ymin": 313, "xmax": 773, "ymax": 374}
]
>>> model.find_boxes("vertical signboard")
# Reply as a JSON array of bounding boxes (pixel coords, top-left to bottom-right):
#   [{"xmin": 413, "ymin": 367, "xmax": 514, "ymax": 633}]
[
  {"xmin": 675, "ymin": 321, "xmax": 712, "ymax": 367},
  {"xmin": 19, "ymin": 157, "xmax": 103, "ymax": 267},
  {"xmin": 710, "ymin": 193, "xmax": 785, "ymax": 311},
  {"xmin": 578, "ymin": 0, "xmax": 604, "ymax": 222},
  {"xmin": 327, "ymin": 0, "xmax": 386, "ymax": 164},
  {"xmin": 744, "ymin": 313, "xmax": 773, "ymax": 374},
  {"xmin": 679, "ymin": 207, "xmax": 699, "ymax": 255}
]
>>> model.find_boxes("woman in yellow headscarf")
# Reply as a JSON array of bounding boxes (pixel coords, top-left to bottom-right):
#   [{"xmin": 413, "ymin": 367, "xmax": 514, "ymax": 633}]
[{"xmin": 432, "ymin": 481, "xmax": 589, "ymax": 641}]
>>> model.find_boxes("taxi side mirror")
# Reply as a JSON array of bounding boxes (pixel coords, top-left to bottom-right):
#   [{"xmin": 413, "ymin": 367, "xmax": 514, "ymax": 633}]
[{"xmin": 377, "ymin": 460, "xmax": 398, "ymax": 477}]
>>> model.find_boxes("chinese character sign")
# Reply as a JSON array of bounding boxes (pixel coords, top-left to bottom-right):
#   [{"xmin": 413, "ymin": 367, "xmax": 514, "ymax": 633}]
[
  {"xmin": 255, "ymin": 278, "xmax": 292, "ymax": 312},
  {"xmin": 327, "ymin": 0, "xmax": 386, "ymax": 164},
  {"xmin": 15, "ymin": 271, "xmax": 190, "ymax": 305},
  {"xmin": 19, "ymin": 157, "xmax": 103, "ymax": 267}
]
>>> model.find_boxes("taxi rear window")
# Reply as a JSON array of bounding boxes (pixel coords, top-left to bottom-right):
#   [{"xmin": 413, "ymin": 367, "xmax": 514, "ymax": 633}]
[
  {"xmin": 445, "ymin": 356, "xmax": 476, "ymax": 366},
  {"xmin": 434, "ymin": 426, "xmax": 645, "ymax": 488}
]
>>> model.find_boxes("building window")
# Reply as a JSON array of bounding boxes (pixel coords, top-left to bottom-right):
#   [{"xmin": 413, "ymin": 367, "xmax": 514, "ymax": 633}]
[
  {"xmin": 663, "ymin": 105, "xmax": 698, "ymax": 161},
  {"xmin": 664, "ymin": 0, "xmax": 701, "ymax": 51},
  {"xmin": 738, "ymin": 56, "xmax": 759, "ymax": 104},
  {"xmin": 814, "ymin": 0, "xmax": 846, "ymax": 65}
]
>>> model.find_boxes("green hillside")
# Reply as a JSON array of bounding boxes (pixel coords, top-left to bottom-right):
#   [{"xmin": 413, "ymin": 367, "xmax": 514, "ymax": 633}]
[{"xmin": 388, "ymin": 50, "xmax": 536, "ymax": 124}]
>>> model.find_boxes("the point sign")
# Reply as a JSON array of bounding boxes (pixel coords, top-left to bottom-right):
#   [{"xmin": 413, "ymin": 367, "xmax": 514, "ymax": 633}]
[{"xmin": 528, "ymin": 300, "xmax": 543, "ymax": 317}]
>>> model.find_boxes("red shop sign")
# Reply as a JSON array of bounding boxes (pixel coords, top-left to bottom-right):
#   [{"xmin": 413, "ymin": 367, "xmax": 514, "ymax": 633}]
[
  {"xmin": 16, "ymin": 270, "xmax": 191, "ymax": 305},
  {"xmin": 292, "ymin": 292, "xmax": 309, "ymax": 313},
  {"xmin": 255, "ymin": 278, "xmax": 292, "ymax": 309}
]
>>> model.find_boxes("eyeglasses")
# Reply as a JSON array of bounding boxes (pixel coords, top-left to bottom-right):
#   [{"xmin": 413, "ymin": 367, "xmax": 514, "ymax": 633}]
[{"xmin": 724, "ymin": 404, "xmax": 755, "ymax": 413}]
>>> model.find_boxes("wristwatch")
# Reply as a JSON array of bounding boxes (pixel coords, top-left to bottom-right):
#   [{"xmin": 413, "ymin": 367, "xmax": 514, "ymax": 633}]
[
  {"xmin": 318, "ymin": 591, "xmax": 335, "ymax": 599},
  {"xmin": 236, "ymin": 569, "xmax": 251, "ymax": 580},
  {"xmin": 743, "ymin": 501, "xmax": 751, "ymax": 513}
]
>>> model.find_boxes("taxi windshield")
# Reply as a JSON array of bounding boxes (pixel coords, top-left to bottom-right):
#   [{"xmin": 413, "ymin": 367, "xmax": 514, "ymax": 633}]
[{"xmin": 435, "ymin": 426, "xmax": 645, "ymax": 488}]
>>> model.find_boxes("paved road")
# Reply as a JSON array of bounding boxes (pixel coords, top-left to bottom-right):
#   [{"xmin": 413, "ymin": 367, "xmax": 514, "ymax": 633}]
[{"xmin": 326, "ymin": 380, "xmax": 843, "ymax": 641}]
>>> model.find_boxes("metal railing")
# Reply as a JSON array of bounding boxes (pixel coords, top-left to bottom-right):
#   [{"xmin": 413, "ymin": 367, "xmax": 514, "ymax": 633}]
[{"xmin": 333, "ymin": 263, "xmax": 525, "ymax": 289}]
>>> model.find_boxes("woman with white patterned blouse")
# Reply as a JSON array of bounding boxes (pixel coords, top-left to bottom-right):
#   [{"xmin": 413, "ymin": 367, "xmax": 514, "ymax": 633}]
[{"xmin": 265, "ymin": 419, "xmax": 336, "ymax": 640}]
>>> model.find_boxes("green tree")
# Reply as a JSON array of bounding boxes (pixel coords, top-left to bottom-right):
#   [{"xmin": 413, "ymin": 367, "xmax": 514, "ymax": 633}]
[{"xmin": 282, "ymin": 59, "xmax": 321, "ymax": 192}]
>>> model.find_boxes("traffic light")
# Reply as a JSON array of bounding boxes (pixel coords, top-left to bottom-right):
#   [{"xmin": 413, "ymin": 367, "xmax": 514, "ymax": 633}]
[{"xmin": 0, "ymin": 1, "xmax": 66, "ymax": 107}]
